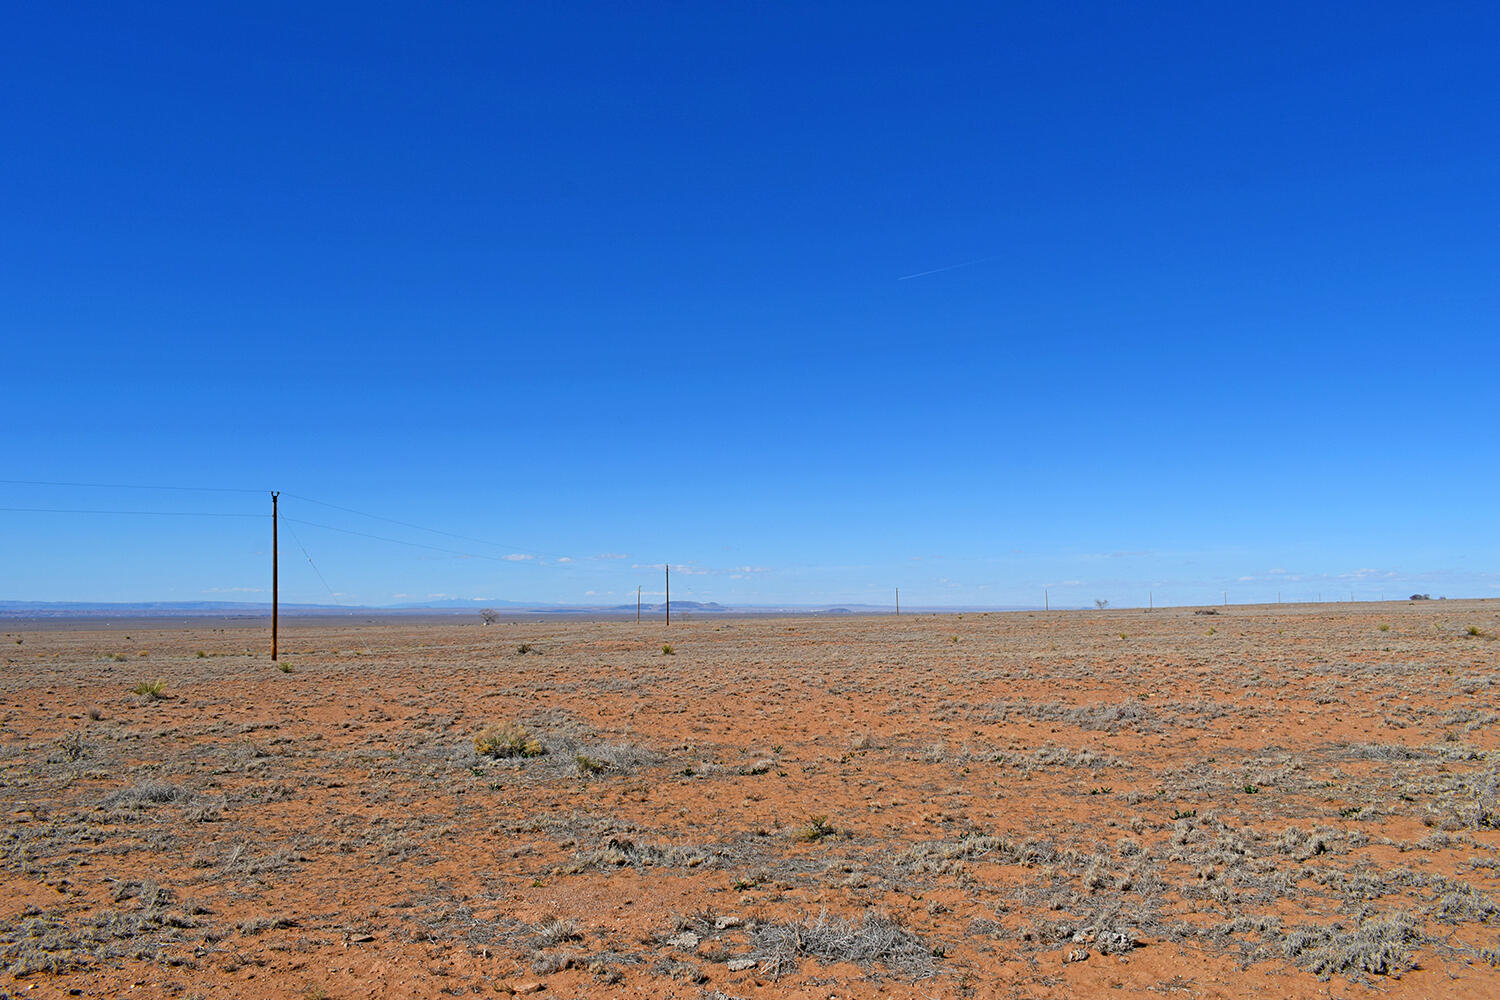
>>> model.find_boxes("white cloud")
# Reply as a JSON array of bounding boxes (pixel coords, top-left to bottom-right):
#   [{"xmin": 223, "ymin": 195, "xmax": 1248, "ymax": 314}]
[
  {"xmin": 204, "ymin": 586, "xmax": 263, "ymax": 594},
  {"xmin": 596, "ymin": 552, "xmax": 629, "ymax": 560},
  {"xmin": 503, "ymin": 553, "xmax": 534, "ymax": 562},
  {"xmin": 632, "ymin": 562, "xmax": 759, "ymax": 577},
  {"xmin": 556, "ymin": 556, "xmax": 573, "ymax": 563}
]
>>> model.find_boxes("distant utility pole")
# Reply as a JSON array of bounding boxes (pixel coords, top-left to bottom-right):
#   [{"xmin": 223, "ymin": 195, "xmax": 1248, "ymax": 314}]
[
  {"xmin": 1223, "ymin": 591, "xmax": 1227, "ymax": 607},
  {"xmin": 637, "ymin": 585, "xmax": 641, "ymax": 623},
  {"xmin": 665, "ymin": 564, "xmax": 670, "ymax": 626},
  {"xmin": 895, "ymin": 587, "xmax": 900, "ymax": 617},
  {"xmin": 1044, "ymin": 588, "xmax": 1049, "ymax": 612},
  {"xmin": 270, "ymin": 491, "xmax": 279, "ymax": 662},
  {"xmin": 1149, "ymin": 591, "xmax": 1153, "ymax": 611}
]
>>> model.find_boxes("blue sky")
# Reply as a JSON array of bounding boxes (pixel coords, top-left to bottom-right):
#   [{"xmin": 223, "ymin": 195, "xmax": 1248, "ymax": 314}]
[{"xmin": 3, "ymin": 2, "xmax": 1496, "ymax": 608}]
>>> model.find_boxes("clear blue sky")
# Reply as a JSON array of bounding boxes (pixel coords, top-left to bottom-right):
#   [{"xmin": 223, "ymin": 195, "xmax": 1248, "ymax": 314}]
[{"xmin": 4, "ymin": 2, "xmax": 1496, "ymax": 609}]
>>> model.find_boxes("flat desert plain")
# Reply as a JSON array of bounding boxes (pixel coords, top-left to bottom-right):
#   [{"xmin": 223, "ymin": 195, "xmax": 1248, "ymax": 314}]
[{"xmin": 3, "ymin": 602, "xmax": 1499, "ymax": 999}]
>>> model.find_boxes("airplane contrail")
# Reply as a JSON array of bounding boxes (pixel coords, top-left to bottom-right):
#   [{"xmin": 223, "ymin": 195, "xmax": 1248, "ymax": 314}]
[{"xmin": 897, "ymin": 255, "xmax": 996, "ymax": 281}]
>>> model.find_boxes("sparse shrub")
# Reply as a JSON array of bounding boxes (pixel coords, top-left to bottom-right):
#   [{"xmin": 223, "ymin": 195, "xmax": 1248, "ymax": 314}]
[
  {"xmin": 195, "ymin": 650, "xmax": 207, "ymax": 658},
  {"xmin": 575, "ymin": 753, "xmax": 610, "ymax": 776},
  {"xmin": 277, "ymin": 662, "xmax": 293, "ymax": 673},
  {"xmin": 662, "ymin": 644, "xmax": 675, "ymax": 655},
  {"xmin": 56, "ymin": 732, "xmax": 90, "ymax": 761},
  {"xmin": 751, "ymin": 910, "xmax": 936, "ymax": 980},
  {"xmin": 794, "ymin": 815, "xmax": 839, "ymax": 842},
  {"xmin": 1281, "ymin": 913, "xmax": 1420, "ymax": 980},
  {"xmin": 531, "ymin": 916, "xmax": 581, "ymax": 947},
  {"xmin": 650, "ymin": 957, "xmax": 707, "ymax": 982},
  {"xmin": 1466, "ymin": 626, "xmax": 1483, "ymax": 637},
  {"xmin": 131, "ymin": 679, "xmax": 167, "ymax": 700},
  {"xmin": 109, "ymin": 653, "xmax": 129, "ymax": 663},
  {"xmin": 1095, "ymin": 599, "xmax": 1109, "ymax": 610},
  {"xmin": 475, "ymin": 722, "xmax": 545, "ymax": 759},
  {"xmin": 1378, "ymin": 624, "xmax": 1390, "ymax": 631},
  {"xmin": 106, "ymin": 780, "xmax": 188, "ymax": 808},
  {"xmin": 517, "ymin": 642, "xmax": 534, "ymax": 654},
  {"xmin": 479, "ymin": 608, "xmax": 500, "ymax": 625}
]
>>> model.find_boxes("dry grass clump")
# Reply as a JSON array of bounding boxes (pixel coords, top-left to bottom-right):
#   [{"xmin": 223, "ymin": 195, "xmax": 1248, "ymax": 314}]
[
  {"xmin": 750, "ymin": 910, "xmax": 936, "ymax": 980},
  {"xmin": 571, "ymin": 835, "xmax": 717, "ymax": 872},
  {"xmin": 793, "ymin": 815, "xmax": 841, "ymax": 843},
  {"xmin": 574, "ymin": 753, "xmax": 610, "ymax": 776},
  {"xmin": 130, "ymin": 678, "xmax": 167, "ymax": 700},
  {"xmin": 104, "ymin": 780, "xmax": 189, "ymax": 809},
  {"xmin": 1281, "ymin": 913, "xmax": 1421, "ymax": 980},
  {"xmin": 474, "ymin": 722, "xmax": 545, "ymax": 759}
]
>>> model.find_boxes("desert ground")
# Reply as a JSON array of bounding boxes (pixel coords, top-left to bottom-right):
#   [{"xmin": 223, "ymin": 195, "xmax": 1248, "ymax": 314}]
[{"xmin": 2, "ymin": 601, "xmax": 1498, "ymax": 999}]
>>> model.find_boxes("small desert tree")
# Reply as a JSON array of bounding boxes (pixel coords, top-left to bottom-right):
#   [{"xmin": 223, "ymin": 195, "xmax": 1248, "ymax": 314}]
[
  {"xmin": 479, "ymin": 608, "xmax": 500, "ymax": 625},
  {"xmin": 1094, "ymin": 599, "xmax": 1109, "ymax": 610}
]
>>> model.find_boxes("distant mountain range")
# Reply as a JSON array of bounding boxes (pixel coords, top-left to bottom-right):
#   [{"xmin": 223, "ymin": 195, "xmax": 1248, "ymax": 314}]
[
  {"xmin": 0, "ymin": 599, "xmax": 1045, "ymax": 619},
  {"xmin": 0, "ymin": 600, "xmax": 351, "ymax": 618},
  {"xmin": 610, "ymin": 600, "xmax": 726, "ymax": 612}
]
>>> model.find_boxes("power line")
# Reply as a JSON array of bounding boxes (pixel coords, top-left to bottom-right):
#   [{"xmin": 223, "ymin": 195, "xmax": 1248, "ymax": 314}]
[
  {"xmin": 0, "ymin": 506, "xmax": 263, "ymax": 517},
  {"xmin": 283, "ymin": 492, "xmax": 555, "ymax": 557},
  {"xmin": 282, "ymin": 516, "xmax": 524, "ymax": 562},
  {"xmin": 3, "ymin": 480, "xmax": 560, "ymax": 559},
  {"xmin": 283, "ymin": 522, "xmax": 377, "ymax": 656},
  {"xmin": 3, "ymin": 482, "xmax": 569, "ymax": 563},
  {"xmin": 0, "ymin": 478, "xmax": 263, "ymax": 494}
]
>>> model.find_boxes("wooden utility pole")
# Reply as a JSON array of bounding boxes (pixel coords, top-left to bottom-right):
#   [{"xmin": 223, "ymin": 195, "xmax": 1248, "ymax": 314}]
[
  {"xmin": 1223, "ymin": 591, "xmax": 1227, "ymax": 607},
  {"xmin": 271, "ymin": 491, "xmax": 279, "ymax": 662},
  {"xmin": 1044, "ymin": 588, "xmax": 1048, "ymax": 612},
  {"xmin": 895, "ymin": 587, "xmax": 899, "ymax": 617},
  {"xmin": 1149, "ymin": 591, "xmax": 1153, "ymax": 611},
  {"xmin": 637, "ymin": 585, "xmax": 641, "ymax": 623},
  {"xmin": 665, "ymin": 564, "xmax": 670, "ymax": 626}
]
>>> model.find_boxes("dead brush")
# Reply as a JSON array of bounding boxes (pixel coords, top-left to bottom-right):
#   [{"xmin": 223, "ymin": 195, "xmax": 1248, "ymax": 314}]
[
  {"xmin": 574, "ymin": 753, "xmax": 610, "ymax": 777},
  {"xmin": 474, "ymin": 722, "xmax": 545, "ymax": 759},
  {"xmin": 531, "ymin": 916, "xmax": 582, "ymax": 948},
  {"xmin": 794, "ymin": 815, "xmax": 840, "ymax": 843},
  {"xmin": 750, "ymin": 910, "xmax": 936, "ymax": 980},
  {"xmin": 1281, "ymin": 912, "xmax": 1421, "ymax": 981}
]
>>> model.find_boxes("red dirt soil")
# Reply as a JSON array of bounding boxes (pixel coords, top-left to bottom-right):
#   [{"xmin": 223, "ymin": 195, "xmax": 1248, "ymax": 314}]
[{"xmin": 2, "ymin": 601, "xmax": 1498, "ymax": 998}]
